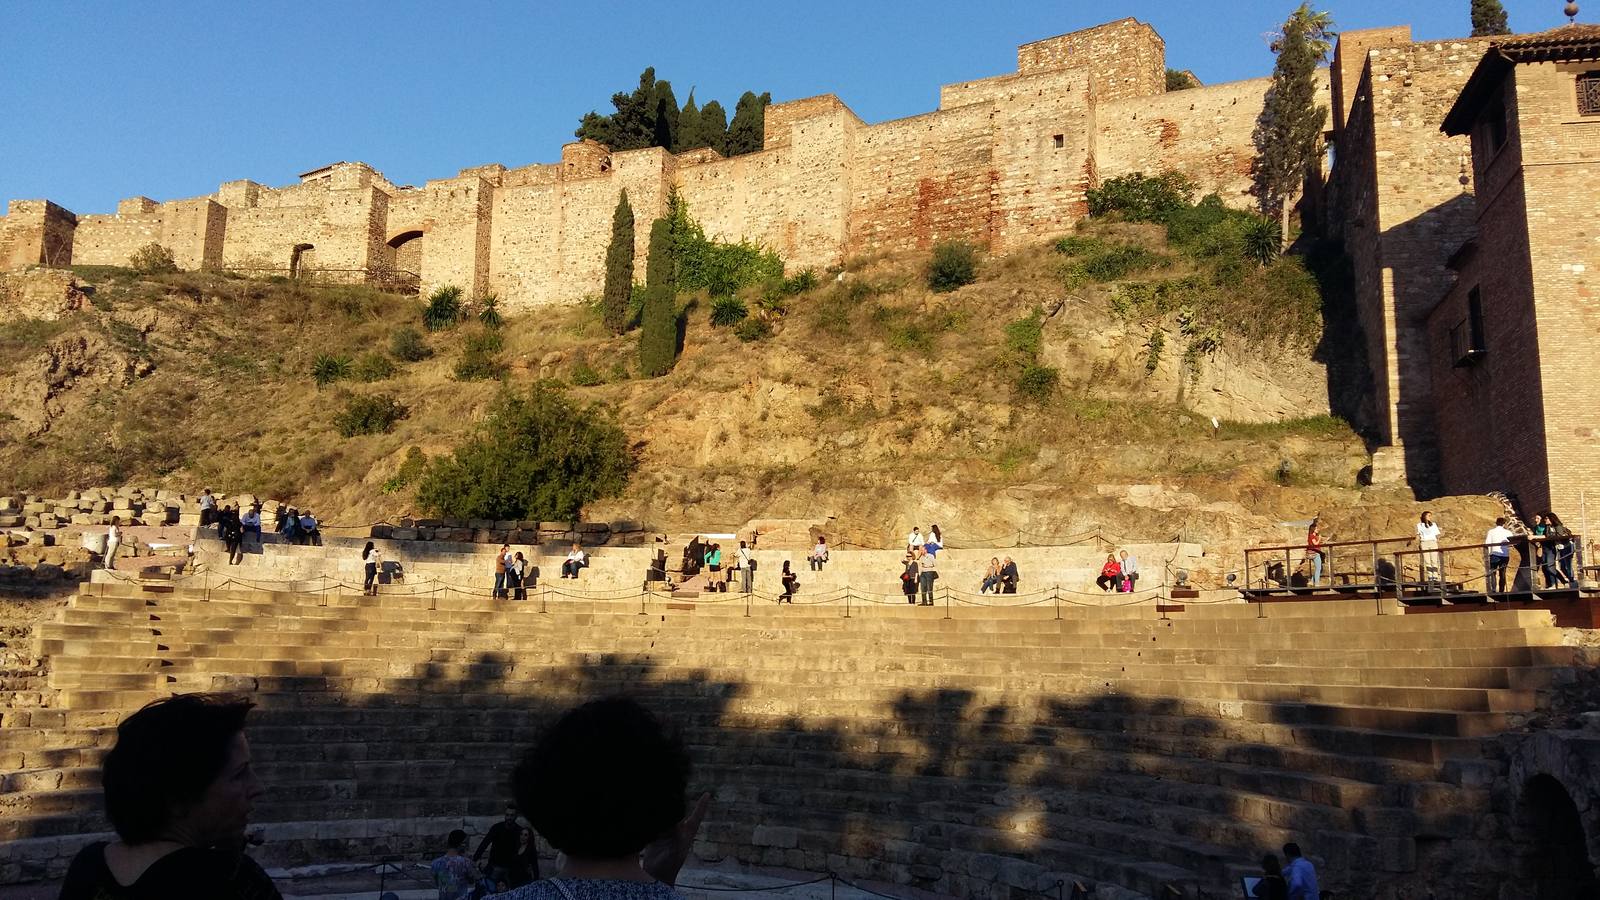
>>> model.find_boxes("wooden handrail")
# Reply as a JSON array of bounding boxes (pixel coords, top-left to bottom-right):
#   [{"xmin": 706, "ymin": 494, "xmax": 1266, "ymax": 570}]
[
  {"xmin": 1395, "ymin": 535, "xmax": 1582, "ymax": 557},
  {"xmin": 1245, "ymin": 536, "xmax": 1415, "ymax": 554}
]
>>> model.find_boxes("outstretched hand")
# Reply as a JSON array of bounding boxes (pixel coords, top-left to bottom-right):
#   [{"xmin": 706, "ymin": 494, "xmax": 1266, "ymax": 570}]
[{"xmin": 642, "ymin": 792, "xmax": 710, "ymax": 887}]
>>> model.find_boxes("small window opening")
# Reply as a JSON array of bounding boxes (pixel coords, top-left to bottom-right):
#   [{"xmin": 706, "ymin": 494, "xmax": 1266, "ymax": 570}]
[
  {"xmin": 1052, "ymin": 134, "xmax": 1065, "ymax": 149},
  {"xmin": 1579, "ymin": 72, "xmax": 1600, "ymax": 117}
]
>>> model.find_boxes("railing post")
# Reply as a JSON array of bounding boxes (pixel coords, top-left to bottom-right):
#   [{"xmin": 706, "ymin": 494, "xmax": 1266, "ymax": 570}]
[
  {"xmin": 1054, "ymin": 585, "xmax": 1061, "ymax": 621},
  {"xmin": 843, "ymin": 588, "xmax": 851, "ymax": 619},
  {"xmin": 539, "ymin": 582, "xmax": 548, "ymax": 614},
  {"xmin": 943, "ymin": 583, "xmax": 952, "ymax": 620}
]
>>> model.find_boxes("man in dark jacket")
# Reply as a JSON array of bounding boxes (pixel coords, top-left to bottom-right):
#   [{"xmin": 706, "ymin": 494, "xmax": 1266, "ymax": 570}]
[
  {"xmin": 473, "ymin": 805, "xmax": 524, "ymax": 885},
  {"xmin": 999, "ymin": 557, "xmax": 1020, "ymax": 594}
]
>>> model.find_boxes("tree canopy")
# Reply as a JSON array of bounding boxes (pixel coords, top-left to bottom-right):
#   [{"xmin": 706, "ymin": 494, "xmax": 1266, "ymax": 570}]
[
  {"xmin": 576, "ymin": 70, "xmax": 769, "ymax": 157},
  {"xmin": 1470, "ymin": 0, "xmax": 1511, "ymax": 37},
  {"xmin": 1251, "ymin": 2, "xmax": 1334, "ymax": 248}
]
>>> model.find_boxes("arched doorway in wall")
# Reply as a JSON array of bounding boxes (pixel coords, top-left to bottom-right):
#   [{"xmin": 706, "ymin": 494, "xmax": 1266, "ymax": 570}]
[
  {"xmin": 1513, "ymin": 774, "xmax": 1600, "ymax": 899},
  {"xmin": 289, "ymin": 243, "xmax": 316, "ymax": 280},
  {"xmin": 387, "ymin": 230, "xmax": 424, "ymax": 276}
]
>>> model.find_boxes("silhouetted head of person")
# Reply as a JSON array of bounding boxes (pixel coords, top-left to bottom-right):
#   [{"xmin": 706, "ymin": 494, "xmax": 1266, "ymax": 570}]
[
  {"xmin": 1496, "ymin": 516, "xmax": 1507, "ymax": 527},
  {"xmin": 514, "ymin": 697, "xmax": 690, "ymax": 862},
  {"xmin": 447, "ymin": 829, "xmax": 468, "ymax": 852},
  {"xmin": 1282, "ymin": 842, "xmax": 1303, "ymax": 860},
  {"xmin": 102, "ymin": 693, "xmax": 262, "ymax": 847},
  {"xmin": 1261, "ymin": 853, "xmax": 1282, "ymax": 876}
]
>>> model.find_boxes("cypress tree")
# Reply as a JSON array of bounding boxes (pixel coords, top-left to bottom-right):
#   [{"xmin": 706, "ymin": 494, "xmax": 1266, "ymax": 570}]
[
  {"xmin": 678, "ymin": 90, "xmax": 704, "ymax": 152},
  {"xmin": 602, "ymin": 190, "xmax": 635, "ymax": 334},
  {"xmin": 698, "ymin": 100, "xmax": 729, "ymax": 155},
  {"xmin": 651, "ymin": 79, "xmax": 680, "ymax": 152},
  {"xmin": 726, "ymin": 91, "xmax": 772, "ymax": 156},
  {"xmin": 639, "ymin": 218, "xmax": 678, "ymax": 377},
  {"xmin": 1251, "ymin": 2, "xmax": 1333, "ymax": 249},
  {"xmin": 1470, "ymin": 0, "xmax": 1510, "ymax": 36},
  {"xmin": 575, "ymin": 68, "xmax": 659, "ymax": 150}
]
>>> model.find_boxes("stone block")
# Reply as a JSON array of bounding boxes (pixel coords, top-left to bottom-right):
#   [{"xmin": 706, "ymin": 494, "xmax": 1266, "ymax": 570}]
[
  {"xmin": 0, "ymin": 497, "xmax": 16, "ymax": 513},
  {"xmin": 389, "ymin": 528, "xmax": 419, "ymax": 542},
  {"xmin": 370, "ymin": 524, "xmax": 394, "ymax": 540},
  {"xmin": 0, "ymin": 515, "xmax": 21, "ymax": 528},
  {"xmin": 37, "ymin": 514, "xmax": 59, "ymax": 530},
  {"xmin": 576, "ymin": 522, "xmax": 610, "ymax": 534},
  {"xmin": 539, "ymin": 522, "xmax": 571, "ymax": 532},
  {"xmin": 467, "ymin": 519, "xmax": 493, "ymax": 530},
  {"xmin": 112, "ymin": 497, "xmax": 132, "ymax": 511}
]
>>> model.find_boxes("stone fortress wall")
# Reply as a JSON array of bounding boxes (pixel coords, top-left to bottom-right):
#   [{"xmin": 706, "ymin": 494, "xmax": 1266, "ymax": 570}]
[{"xmin": 0, "ymin": 18, "xmax": 1307, "ymax": 311}]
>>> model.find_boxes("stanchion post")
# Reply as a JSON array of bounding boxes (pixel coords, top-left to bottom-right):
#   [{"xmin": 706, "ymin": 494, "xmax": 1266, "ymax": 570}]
[
  {"xmin": 639, "ymin": 588, "xmax": 647, "ymax": 616},
  {"xmin": 843, "ymin": 588, "xmax": 851, "ymax": 619},
  {"xmin": 943, "ymin": 583, "xmax": 951, "ymax": 620},
  {"xmin": 540, "ymin": 583, "xmax": 548, "ymax": 614},
  {"xmin": 744, "ymin": 589, "xmax": 751, "ymax": 618},
  {"xmin": 830, "ymin": 873, "xmax": 837, "ymax": 900},
  {"xmin": 1054, "ymin": 585, "xmax": 1061, "ymax": 621}
]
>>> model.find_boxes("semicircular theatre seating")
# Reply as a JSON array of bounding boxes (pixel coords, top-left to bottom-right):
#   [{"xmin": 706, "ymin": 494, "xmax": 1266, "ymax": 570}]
[{"xmin": 0, "ymin": 578, "xmax": 1571, "ymax": 898}]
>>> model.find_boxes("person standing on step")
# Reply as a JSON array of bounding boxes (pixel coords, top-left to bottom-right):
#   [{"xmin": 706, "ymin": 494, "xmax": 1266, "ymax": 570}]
[
  {"xmin": 902, "ymin": 551, "xmax": 920, "ymax": 604},
  {"xmin": 704, "ymin": 543, "xmax": 722, "ymax": 575},
  {"xmin": 1548, "ymin": 512, "xmax": 1577, "ymax": 588},
  {"xmin": 681, "ymin": 536, "xmax": 703, "ymax": 579},
  {"xmin": 808, "ymin": 535, "xmax": 828, "ymax": 572},
  {"xmin": 511, "ymin": 553, "xmax": 530, "ymax": 600},
  {"xmin": 779, "ymin": 560, "xmax": 797, "ymax": 603},
  {"xmin": 362, "ymin": 542, "xmax": 380, "ymax": 596},
  {"xmin": 736, "ymin": 540, "xmax": 753, "ymax": 593},
  {"xmin": 1119, "ymin": 549, "xmax": 1140, "ymax": 593},
  {"xmin": 917, "ymin": 547, "xmax": 938, "ymax": 606},
  {"xmin": 222, "ymin": 507, "xmax": 245, "ymax": 566},
  {"xmin": 493, "ymin": 544, "xmax": 511, "ymax": 599},
  {"xmin": 1417, "ymin": 511, "xmax": 1442, "ymax": 584},
  {"xmin": 1531, "ymin": 514, "xmax": 1556, "ymax": 588},
  {"xmin": 1281, "ymin": 843, "xmax": 1319, "ymax": 900},
  {"xmin": 430, "ymin": 829, "xmax": 481, "ymax": 900},
  {"xmin": 1485, "ymin": 517, "xmax": 1513, "ymax": 595},
  {"xmin": 103, "ymin": 517, "xmax": 122, "ymax": 571},
  {"xmin": 1304, "ymin": 518, "xmax": 1323, "ymax": 587},
  {"xmin": 473, "ymin": 804, "xmax": 525, "ymax": 888},
  {"xmin": 197, "ymin": 488, "xmax": 217, "ymax": 528}
]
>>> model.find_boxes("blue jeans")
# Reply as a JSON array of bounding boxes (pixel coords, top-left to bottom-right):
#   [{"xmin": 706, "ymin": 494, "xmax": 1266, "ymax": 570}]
[
  {"xmin": 494, "ymin": 572, "xmax": 506, "ymax": 596},
  {"xmin": 1309, "ymin": 553, "xmax": 1322, "ymax": 585}
]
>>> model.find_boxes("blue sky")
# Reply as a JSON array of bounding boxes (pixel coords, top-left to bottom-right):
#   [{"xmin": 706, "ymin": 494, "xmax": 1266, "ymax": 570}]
[{"xmin": 0, "ymin": 1, "xmax": 1581, "ymax": 214}]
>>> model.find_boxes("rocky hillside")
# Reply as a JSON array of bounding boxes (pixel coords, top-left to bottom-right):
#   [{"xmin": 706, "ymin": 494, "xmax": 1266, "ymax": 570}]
[{"xmin": 0, "ymin": 227, "xmax": 1502, "ymax": 568}]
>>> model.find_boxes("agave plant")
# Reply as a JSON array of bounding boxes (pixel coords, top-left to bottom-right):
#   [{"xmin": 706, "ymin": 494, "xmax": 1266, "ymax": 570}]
[
  {"xmin": 477, "ymin": 293, "xmax": 504, "ymax": 330},
  {"xmin": 422, "ymin": 286, "xmax": 464, "ymax": 331},
  {"xmin": 709, "ymin": 296, "xmax": 749, "ymax": 327}
]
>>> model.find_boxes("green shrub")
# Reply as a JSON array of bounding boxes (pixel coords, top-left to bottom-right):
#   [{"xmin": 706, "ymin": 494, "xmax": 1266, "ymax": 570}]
[
  {"xmin": 311, "ymin": 354, "xmax": 352, "ymax": 387},
  {"xmin": 710, "ymin": 296, "xmax": 749, "ymax": 326},
  {"xmin": 382, "ymin": 446, "xmax": 429, "ymax": 493},
  {"xmin": 128, "ymin": 243, "xmax": 179, "ymax": 275},
  {"xmin": 422, "ymin": 286, "xmax": 464, "ymax": 331},
  {"xmin": 1003, "ymin": 310, "xmax": 1044, "ymax": 359},
  {"xmin": 926, "ymin": 241, "xmax": 978, "ymax": 292},
  {"xmin": 415, "ymin": 384, "xmax": 633, "ymax": 520},
  {"xmin": 352, "ymin": 352, "xmax": 396, "ymax": 382},
  {"xmin": 1053, "ymin": 235, "xmax": 1107, "ymax": 257},
  {"xmin": 477, "ymin": 294, "xmax": 503, "ymax": 329},
  {"xmin": 734, "ymin": 318, "xmax": 772, "ymax": 342},
  {"xmin": 453, "ymin": 348, "xmax": 505, "ymax": 382},
  {"xmin": 1068, "ymin": 245, "xmax": 1164, "ymax": 283},
  {"xmin": 334, "ymin": 393, "xmax": 408, "ymax": 437},
  {"xmin": 390, "ymin": 326, "xmax": 433, "ymax": 362},
  {"xmin": 669, "ymin": 195, "xmax": 785, "ymax": 296},
  {"xmin": 1144, "ymin": 329, "xmax": 1165, "ymax": 375},
  {"xmin": 1244, "ymin": 216, "xmax": 1281, "ymax": 265},
  {"xmin": 1086, "ymin": 172, "xmax": 1196, "ymax": 222},
  {"xmin": 464, "ymin": 328, "xmax": 504, "ymax": 355},
  {"xmin": 570, "ymin": 360, "xmax": 603, "ymax": 386},
  {"xmin": 780, "ymin": 269, "xmax": 818, "ymax": 295},
  {"xmin": 1014, "ymin": 364, "xmax": 1060, "ymax": 402}
]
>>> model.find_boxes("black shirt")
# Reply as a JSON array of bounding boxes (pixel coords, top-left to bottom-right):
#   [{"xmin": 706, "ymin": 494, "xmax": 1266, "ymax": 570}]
[
  {"xmin": 475, "ymin": 821, "xmax": 523, "ymax": 867},
  {"xmin": 59, "ymin": 842, "xmax": 282, "ymax": 900}
]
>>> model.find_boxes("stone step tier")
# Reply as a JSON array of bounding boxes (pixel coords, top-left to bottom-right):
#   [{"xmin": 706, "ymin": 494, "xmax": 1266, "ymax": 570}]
[{"xmin": 0, "ymin": 578, "xmax": 1570, "ymax": 899}]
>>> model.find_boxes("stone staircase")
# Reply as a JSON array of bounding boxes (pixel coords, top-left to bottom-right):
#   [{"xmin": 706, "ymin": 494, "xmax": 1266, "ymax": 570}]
[{"xmin": 0, "ymin": 576, "xmax": 1576, "ymax": 896}]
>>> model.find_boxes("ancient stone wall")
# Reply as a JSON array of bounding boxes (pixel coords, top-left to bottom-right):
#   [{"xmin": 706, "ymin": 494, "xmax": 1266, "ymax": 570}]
[
  {"xmin": 74, "ymin": 197, "xmax": 226, "ymax": 270},
  {"xmin": 221, "ymin": 163, "xmax": 389, "ymax": 273},
  {"xmin": 1513, "ymin": 59, "xmax": 1600, "ymax": 515},
  {"xmin": 1330, "ymin": 26, "xmax": 1412, "ymax": 132},
  {"xmin": 1016, "ymin": 18, "xmax": 1163, "ymax": 102},
  {"xmin": 0, "ymin": 201, "xmax": 76, "ymax": 270},
  {"xmin": 1328, "ymin": 36, "xmax": 1495, "ymax": 491},
  {"xmin": 1098, "ymin": 74, "xmax": 1329, "ymax": 208},
  {"xmin": 845, "ymin": 103, "xmax": 996, "ymax": 254}
]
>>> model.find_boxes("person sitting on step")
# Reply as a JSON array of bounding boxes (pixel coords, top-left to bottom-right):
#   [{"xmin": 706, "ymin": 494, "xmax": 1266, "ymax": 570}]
[
  {"xmin": 808, "ymin": 535, "xmax": 828, "ymax": 572},
  {"xmin": 278, "ymin": 507, "xmax": 300, "ymax": 544},
  {"xmin": 980, "ymin": 557, "xmax": 1001, "ymax": 594},
  {"xmin": 561, "ymin": 543, "xmax": 588, "ymax": 579},
  {"xmin": 1096, "ymin": 553, "xmax": 1122, "ymax": 592},
  {"xmin": 297, "ymin": 510, "xmax": 321, "ymax": 546},
  {"xmin": 999, "ymin": 557, "xmax": 1019, "ymax": 594},
  {"xmin": 57, "ymin": 694, "xmax": 279, "ymax": 900},
  {"xmin": 496, "ymin": 697, "xmax": 709, "ymax": 900}
]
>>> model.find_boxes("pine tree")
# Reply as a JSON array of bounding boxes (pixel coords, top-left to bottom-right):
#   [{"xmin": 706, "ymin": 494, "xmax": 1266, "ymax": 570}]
[
  {"xmin": 678, "ymin": 90, "xmax": 704, "ymax": 152},
  {"xmin": 602, "ymin": 191, "xmax": 635, "ymax": 334},
  {"xmin": 1470, "ymin": 0, "xmax": 1510, "ymax": 36},
  {"xmin": 698, "ymin": 100, "xmax": 729, "ymax": 155},
  {"xmin": 1251, "ymin": 3, "xmax": 1333, "ymax": 249},
  {"xmin": 575, "ymin": 68, "xmax": 659, "ymax": 150},
  {"xmin": 726, "ymin": 91, "xmax": 772, "ymax": 156},
  {"xmin": 651, "ymin": 79, "xmax": 680, "ymax": 152},
  {"xmin": 639, "ymin": 218, "xmax": 678, "ymax": 377}
]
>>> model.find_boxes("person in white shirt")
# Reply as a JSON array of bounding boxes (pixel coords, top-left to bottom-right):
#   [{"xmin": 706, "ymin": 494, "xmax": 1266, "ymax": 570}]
[
  {"xmin": 907, "ymin": 527, "xmax": 924, "ymax": 550},
  {"xmin": 916, "ymin": 547, "xmax": 937, "ymax": 606},
  {"xmin": 240, "ymin": 505, "xmax": 261, "ymax": 536},
  {"xmin": 197, "ymin": 488, "xmax": 217, "ymax": 527},
  {"xmin": 362, "ymin": 542, "xmax": 381, "ymax": 595},
  {"xmin": 1416, "ymin": 511, "xmax": 1442, "ymax": 583},
  {"xmin": 1485, "ymin": 517, "xmax": 1513, "ymax": 594},
  {"xmin": 104, "ymin": 517, "xmax": 122, "ymax": 571},
  {"xmin": 1119, "ymin": 550, "xmax": 1140, "ymax": 591},
  {"xmin": 736, "ymin": 540, "xmax": 754, "ymax": 594},
  {"xmin": 809, "ymin": 536, "xmax": 829, "ymax": 572},
  {"xmin": 560, "ymin": 543, "xmax": 587, "ymax": 579}
]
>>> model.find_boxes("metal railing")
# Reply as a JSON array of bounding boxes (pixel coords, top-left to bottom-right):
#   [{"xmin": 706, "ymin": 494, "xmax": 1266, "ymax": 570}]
[
  {"xmin": 1242, "ymin": 537, "xmax": 1415, "ymax": 597},
  {"xmin": 1393, "ymin": 534, "xmax": 1585, "ymax": 604}
]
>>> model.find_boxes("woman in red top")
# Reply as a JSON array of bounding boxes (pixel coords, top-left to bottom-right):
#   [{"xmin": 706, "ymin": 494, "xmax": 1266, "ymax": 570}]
[
  {"xmin": 1306, "ymin": 517, "xmax": 1324, "ymax": 586},
  {"xmin": 1095, "ymin": 554, "xmax": 1122, "ymax": 592}
]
